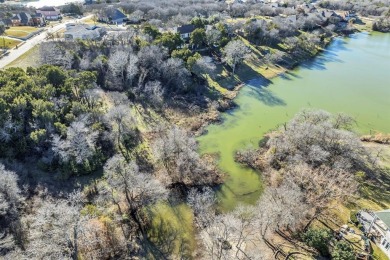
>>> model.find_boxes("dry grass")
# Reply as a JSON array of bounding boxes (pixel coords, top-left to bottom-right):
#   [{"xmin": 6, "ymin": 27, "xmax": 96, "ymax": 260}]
[
  {"xmin": 354, "ymin": 17, "xmax": 374, "ymax": 32},
  {"xmin": 5, "ymin": 26, "xmax": 40, "ymax": 38},
  {"xmin": 5, "ymin": 45, "xmax": 40, "ymax": 69},
  {"xmin": 0, "ymin": 37, "xmax": 22, "ymax": 49}
]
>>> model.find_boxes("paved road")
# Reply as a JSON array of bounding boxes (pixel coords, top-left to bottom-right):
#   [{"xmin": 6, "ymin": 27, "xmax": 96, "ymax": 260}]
[{"xmin": 0, "ymin": 15, "xmax": 92, "ymax": 69}]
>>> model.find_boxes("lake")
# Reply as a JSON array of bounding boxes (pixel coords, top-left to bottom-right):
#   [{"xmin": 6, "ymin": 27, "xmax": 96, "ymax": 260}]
[{"xmin": 198, "ymin": 32, "xmax": 390, "ymax": 211}]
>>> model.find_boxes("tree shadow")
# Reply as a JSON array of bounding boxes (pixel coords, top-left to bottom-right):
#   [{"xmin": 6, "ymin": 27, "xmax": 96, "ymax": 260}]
[
  {"xmin": 278, "ymin": 70, "xmax": 302, "ymax": 81},
  {"xmin": 299, "ymin": 38, "xmax": 348, "ymax": 71},
  {"xmin": 244, "ymin": 77, "xmax": 286, "ymax": 107},
  {"xmin": 0, "ymin": 158, "xmax": 105, "ymax": 198}
]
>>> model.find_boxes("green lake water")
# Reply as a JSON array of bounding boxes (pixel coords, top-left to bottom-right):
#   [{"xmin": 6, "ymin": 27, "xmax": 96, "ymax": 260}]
[{"xmin": 198, "ymin": 32, "xmax": 390, "ymax": 211}]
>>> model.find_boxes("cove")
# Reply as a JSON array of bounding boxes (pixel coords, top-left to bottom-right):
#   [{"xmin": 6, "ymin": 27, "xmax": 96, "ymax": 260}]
[{"xmin": 198, "ymin": 32, "xmax": 390, "ymax": 211}]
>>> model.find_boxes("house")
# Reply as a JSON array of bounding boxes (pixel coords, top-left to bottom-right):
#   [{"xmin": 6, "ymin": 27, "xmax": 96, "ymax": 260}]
[
  {"xmin": 36, "ymin": 6, "xmax": 61, "ymax": 20},
  {"xmin": 177, "ymin": 24, "xmax": 196, "ymax": 40},
  {"xmin": 11, "ymin": 12, "xmax": 33, "ymax": 26},
  {"xmin": 98, "ymin": 8, "xmax": 127, "ymax": 25},
  {"xmin": 340, "ymin": 11, "xmax": 356, "ymax": 22},
  {"xmin": 84, "ymin": 0, "xmax": 98, "ymax": 4},
  {"xmin": 321, "ymin": 10, "xmax": 342, "ymax": 24},
  {"xmin": 64, "ymin": 23, "xmax": 102, "ymax": 41},
  {"xmin": 357, "ymin": 209, "xmax": 390, "ymax": 258},
  {"xmin": 31, "ymin": 13, "xmax": 45, "ymax": 26}
]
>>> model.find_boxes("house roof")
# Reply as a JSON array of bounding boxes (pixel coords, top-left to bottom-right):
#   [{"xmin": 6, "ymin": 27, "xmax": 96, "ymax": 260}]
[
  {"xmin": 65, "ymin": 24, "xmax": 100, "ymax": 37},
  {"xmin": 112, "ymin": 9, "xmax": 127, "ymax": 20},
  {"xmin": 19, "ymin": 12, "xmax": 32, "ymax": 23},
  {"xmin": 102, "ymin": 8, "xmax": 127, "ymax": 21},
  {"xmin": 177, "ymin": 24, "xmax": 196, "ymax": 34},
  {"xmin": 376, "ymin": 209, "xmax": 390, "ymax": 230},
  {"xmin": 322, "ymin": 10, "xmax": 339, "ymax": 18},
  {"xmin": 32, "ymin": 13, "xmax": 43, "ymax": 18},
  {"xmin": 37, "ymin": 6, "xmax": 57, "ymax": 11}
]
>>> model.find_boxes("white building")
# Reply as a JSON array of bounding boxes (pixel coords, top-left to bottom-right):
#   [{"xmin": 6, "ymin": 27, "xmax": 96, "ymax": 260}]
[
  {"xmin": 64, "ymin": 24, "xmax": 102, "ymax": 41},
  {"xmin": 375, "ymin": 210, "xmax": 390, "ymax": 258},
  {"xmin": 358, "ymin": 209, "xmax": 390, "ymax": 258}
]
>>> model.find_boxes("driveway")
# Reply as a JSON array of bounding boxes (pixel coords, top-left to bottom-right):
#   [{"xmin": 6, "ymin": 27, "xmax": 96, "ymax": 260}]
[{"xmin": 0, "ymin": 15, "xmax": 93, "ymax": 69}]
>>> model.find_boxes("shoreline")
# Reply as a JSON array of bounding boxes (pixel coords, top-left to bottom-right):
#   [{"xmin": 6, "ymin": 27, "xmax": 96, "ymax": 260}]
[{"xmin": 193, "ymin": 23, "xmax": 385, "ymax": 138}]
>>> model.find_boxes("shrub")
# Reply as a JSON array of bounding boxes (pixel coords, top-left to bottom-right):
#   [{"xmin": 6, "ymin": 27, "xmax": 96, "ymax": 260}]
[
  {"xmin": 302, "ymin": 228, "xmax": 332, "ymax": 256},
  {"xmin": 331, "ymin": 240, "xmax": 355, "ymax": 260}
]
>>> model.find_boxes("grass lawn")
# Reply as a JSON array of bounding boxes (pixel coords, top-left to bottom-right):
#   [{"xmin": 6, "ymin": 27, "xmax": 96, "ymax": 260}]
[
  {"xmin": 355, "ymin": 17, "xmax": 374, "ymax": 32},
  {"xmin": 0, "ymin": 37, "xmax": 22, "ymax": 49},
  {"xmin": 371, "ymin": 242, "xmax": 389, "ymax": 260},
  {"xmin": 83, "ymin": 17, "xmax": 114, "ymax": 28},
  {"xmin": 5, "ymin": 26, "xmax": 40, "ymax": 38},
  {"xmin": 207, "ymin": 37, "xmax": 286, "ymax": 92},
  {"xmin": 5, "ymin": 45, "xmax": 40, "ymax": 69}
]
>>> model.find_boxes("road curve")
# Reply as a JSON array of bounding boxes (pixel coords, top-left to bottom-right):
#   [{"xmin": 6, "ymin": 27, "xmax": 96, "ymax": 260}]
[{"xmin": 0, "ymin": 15, "xmax": 93, "ymax": 69}]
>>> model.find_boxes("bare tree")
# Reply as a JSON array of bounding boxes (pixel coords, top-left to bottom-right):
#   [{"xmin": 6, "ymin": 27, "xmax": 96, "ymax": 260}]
[
  {"xmin": 223, "ymin": 40, "xmax": 250, "ymax": 74},
  {"xmin": 0, "ymin": 164, "xmax": 24, "ymax": 256},
  {"xmin": 23, "ymin": 193, "xmax": 82, "ymax": 259},
  {"xmin": 266, "ymin": 109, "xmax": 372, "ymax": 171},
  {"xmin": 101, "ymin": 154, "xmax": 168, "ymax": 232},
  {"xmin": 143, "ymin": 80, "xmax": 164, "ymax": 107},
  {"xmin": 51, "ymin": 118, "xmax": 99, "ymax": 173},
  {"xmin": 206, "ymin": 28, "xmax": 222, "ymax": 47},
  {"xmin": 138, "ymin": 45, "xmax": 168, "ymax": 85},
  {"xmin": 153, "ymin": 127, "xmax": 218, "ymax": 186},
  {"xmin": 76, "ymin": 216, "xmax": 128, "ymax": 259},
  {"xmin": 39, "ymin": 42, "xmax": 73, "ymax": 69},
  {"xmin": 192, "ymin": 57, "xmax": 216, "ymax": 80},
  {"xmin": 199, "ymin": 205, "xmax": 259, "ymax": 260},
  {"xmin": 161, "ymin": 58, "xmax": 190, "ymax": 90},
  {"xmin": 104, "ymin": 104, "xmax": 136, "ymax": 154},
  {"xmin": 187, "ymin": 187, "xmax": 216, "ymax": 228},
  {"xmin": 284, "ymin": 163, "xmax": 358, "ymax": 228}
]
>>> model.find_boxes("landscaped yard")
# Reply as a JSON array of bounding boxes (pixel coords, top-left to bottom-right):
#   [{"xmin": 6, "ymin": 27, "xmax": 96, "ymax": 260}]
[
  {"xmin": 5, "ymin": 26, "xmax": 41, "ymax": 38},
  {"xmin": 0, "ymin": 37, "xmax": 22, "ymax": 49}
]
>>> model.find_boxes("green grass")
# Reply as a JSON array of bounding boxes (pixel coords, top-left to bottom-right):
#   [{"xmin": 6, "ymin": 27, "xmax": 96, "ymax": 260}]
[
  {"xmin": 354, "ymin": 17, "xmax": 374, "ymax": 32},
  {"xmin": 5, "ymin": 26, "xmax": 40, "ymax": 38},
  {"xmin": 147, "ymin": 202, "xmax": 196, "ymax": 258},
  {"xmin": 371, "ymin": 241, "xmax": 389, "ymax": 260},
  {"xmin": 5, "ymin": 45, "xmax": 39, "ymax": 69},
  {"xmin": 208, "ymin": 37, "xmax": 286, "ymax": 91},
  {"xmin": 0, "ymin": 37, "xmax": 22, "ymax": 49}
]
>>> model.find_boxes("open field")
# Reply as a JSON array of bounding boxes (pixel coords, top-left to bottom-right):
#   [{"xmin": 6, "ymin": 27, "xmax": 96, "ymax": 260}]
[{"xmin": 5, "ymin": 26, "xmax": 41, "ymax": 38}]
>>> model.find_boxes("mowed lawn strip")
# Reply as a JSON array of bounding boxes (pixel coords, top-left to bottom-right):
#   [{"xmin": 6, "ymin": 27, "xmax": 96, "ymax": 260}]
[
  {"xmin": 0, "ymin": 37, "xmax": 22, "ymax": 49},
  {"xmin": 5, "ymin": 26, "xmax": 41, "ymax": 38}
]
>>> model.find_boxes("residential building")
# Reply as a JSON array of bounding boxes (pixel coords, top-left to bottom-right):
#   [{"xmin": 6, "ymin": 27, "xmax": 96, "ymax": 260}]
[
  {"xmin": 36, "ymin": 6, "xmax": 61, "ymax": 20},
  {"xmin": 358, "ymin": 209, "xmax": 390, "ymax": 258},
  {"xmin": 32, "ymin": 13, "xmax": 45, "ymax": 26},
  {"xmin": 64, "ymin": 23, "xmax": 102, "ymax": 41},
  {"xmin": 341, "ymin": 11, "xmax": 356, "ymax": 22},
  {"xmin": 177, "ymin": 24, "xmax": 196, "ymax": 40},
  {"xmin": 11, "ymin": 12, "xmax": 33, "ymax": 26},
  {"xmin": 98, "ymin": 8, "xmax": 127, "ymax": 24},
  {"xmin": 321, "ymin": 10, "xmax": 342, "ymax": 24}
]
